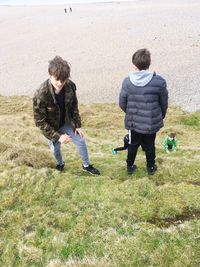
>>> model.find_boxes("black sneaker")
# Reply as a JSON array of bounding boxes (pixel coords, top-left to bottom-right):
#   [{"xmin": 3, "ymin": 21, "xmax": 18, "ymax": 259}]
[
  {"xmin": 147, "ymin": 165, "xmax": 157, "ymax": 175},
  {"xmin": 82, "ymin": 165, "xmax": 100, "ymax": 175},
  {"xmin": 127, "ymin": 165, "xmax": 137, "ymax": 175},
  {"xmin": 56, "ymin": 162, "xmax": 65, "ymax": 171}
]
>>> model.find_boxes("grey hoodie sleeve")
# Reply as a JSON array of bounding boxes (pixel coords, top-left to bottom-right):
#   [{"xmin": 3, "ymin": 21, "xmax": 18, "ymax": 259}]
[
  {"xmin": 159, "ymin": 79, "xmax": 168, "ymax": 118},
  {"xmin": 119, "ymin": 80, "xmax": 127, "ymax": 112}
]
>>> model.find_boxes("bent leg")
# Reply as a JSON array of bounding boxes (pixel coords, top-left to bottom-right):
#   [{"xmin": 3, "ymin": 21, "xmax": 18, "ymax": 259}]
[
  {"xmin": 61, "ymin": 124, "xmax": 90, "ymax": 166},
  {"xmin": 114, "ymin": 146, "xmax": 127, "ymax": 152}
]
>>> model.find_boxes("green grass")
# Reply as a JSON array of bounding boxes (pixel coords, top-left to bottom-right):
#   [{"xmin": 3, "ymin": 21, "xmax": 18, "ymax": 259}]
[
  {"xmin": 0, "ymin": 95, "xmax": 200, "ymax": 267},
  {"xmin": 181, "ymin": 114, "xmax": 199, "ymax": 127}
]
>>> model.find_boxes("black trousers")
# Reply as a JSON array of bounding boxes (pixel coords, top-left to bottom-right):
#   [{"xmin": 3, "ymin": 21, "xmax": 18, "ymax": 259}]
[
  {"xmin": 127, "ymin": 130, "xmax": 156, "ymax": 168},
  {"xmin": 168, "ymin": 144, "xmax": 173, "ymax": 150},
  {"xmin": 114, "ymin": 145, "xmax": 127, "ymax": 152}
]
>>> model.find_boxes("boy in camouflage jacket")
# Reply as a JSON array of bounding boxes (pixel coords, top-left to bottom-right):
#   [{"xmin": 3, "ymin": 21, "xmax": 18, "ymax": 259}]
[{"xmin": 33, "ymin": 56, "xmax": 100, "ymax": 175}]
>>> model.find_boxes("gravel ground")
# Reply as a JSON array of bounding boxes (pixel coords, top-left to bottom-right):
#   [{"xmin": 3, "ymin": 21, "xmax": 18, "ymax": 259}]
[{"xmin": 0, "ymin": 0, "xmax": 200, "ymax": 111}]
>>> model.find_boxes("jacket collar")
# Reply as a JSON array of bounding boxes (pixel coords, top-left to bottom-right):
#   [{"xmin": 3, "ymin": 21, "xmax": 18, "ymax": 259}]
[{"xmin": 48, "ymin": 79, "xmax": 57, "ymax": 104}]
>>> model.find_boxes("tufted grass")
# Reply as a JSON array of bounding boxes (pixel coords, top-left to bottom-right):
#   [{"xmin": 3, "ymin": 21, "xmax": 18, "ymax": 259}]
[{"xmin": 0, "ymin": 95, "xmax": 200, "ymax": 267}]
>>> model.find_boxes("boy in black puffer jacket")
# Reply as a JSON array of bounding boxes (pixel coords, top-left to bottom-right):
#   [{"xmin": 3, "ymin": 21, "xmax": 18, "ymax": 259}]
[{"xmin": 119, "ymin": 48, "xmax": 168, "ymax": 175}]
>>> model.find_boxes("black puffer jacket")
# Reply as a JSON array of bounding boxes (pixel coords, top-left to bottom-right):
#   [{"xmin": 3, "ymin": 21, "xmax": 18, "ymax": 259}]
[{"xmin": 119, "ymin": 72, "xmax": 168, "ymax": 134}]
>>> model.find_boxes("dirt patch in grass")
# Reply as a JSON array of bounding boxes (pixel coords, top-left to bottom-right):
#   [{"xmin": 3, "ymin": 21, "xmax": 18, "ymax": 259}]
[
  {"xmin": 186, "ymin": 181, "xmax": 200, "ymax": 186},
  {"xmin": 148, "ymin": 210, "xmax": 200, "ymax": 227}
]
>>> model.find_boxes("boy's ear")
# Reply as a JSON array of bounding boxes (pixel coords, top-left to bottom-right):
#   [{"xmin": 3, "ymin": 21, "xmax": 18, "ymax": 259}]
[{"xmin": 133, "ymin": 65, "xmax": 139, "ymax": 71}]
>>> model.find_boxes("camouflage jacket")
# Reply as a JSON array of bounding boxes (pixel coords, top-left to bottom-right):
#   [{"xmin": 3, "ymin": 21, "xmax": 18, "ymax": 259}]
[{"xmin": 33, "ymin": 79, "xmax": 81, "ymax": 142}]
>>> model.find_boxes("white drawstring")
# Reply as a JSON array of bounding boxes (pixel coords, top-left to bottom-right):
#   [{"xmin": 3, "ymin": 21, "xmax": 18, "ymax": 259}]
[{"xmin": 128, "ymin": 130, "xmax": 131, "ymax": 144}]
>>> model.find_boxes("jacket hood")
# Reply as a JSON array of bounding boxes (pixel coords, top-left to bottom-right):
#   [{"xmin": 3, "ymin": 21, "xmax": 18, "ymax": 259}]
[{"xmin": 129, "ymin": 70, "xmax": 154, "ymax": 86}]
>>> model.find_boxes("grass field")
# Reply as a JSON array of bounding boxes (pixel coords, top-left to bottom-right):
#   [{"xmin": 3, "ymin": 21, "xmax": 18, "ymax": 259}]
[{"xmin": 0, "ymin": 95, "xmax": 200, "ymax": 267}]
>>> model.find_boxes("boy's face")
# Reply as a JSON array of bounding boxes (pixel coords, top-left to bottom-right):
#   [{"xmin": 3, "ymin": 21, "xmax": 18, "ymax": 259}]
[
  {"xmin": 169, "ymin": 136, "xmax": 174, "ymax": 141},
  {"xmin": 49, "ymin": 75, "xmax": 67, "ymax": 93}
]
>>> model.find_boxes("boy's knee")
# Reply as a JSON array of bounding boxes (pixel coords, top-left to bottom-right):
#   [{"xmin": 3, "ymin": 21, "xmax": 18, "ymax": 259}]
[
  {"xmin": 145, "ymin": 144, "xmax": 155, "ymax": 153},
  {"xmin": 128, "ymin": 143, "xmax": 138, "ymax": 151},
  {"xmin": 76, "ymin": 138, "xmax": 86, "ymax": 147}
]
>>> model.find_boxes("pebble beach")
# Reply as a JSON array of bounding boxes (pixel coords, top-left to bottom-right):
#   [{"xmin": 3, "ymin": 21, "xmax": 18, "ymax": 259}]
[{"xmin": 0, "ymin": 0, "xmax": 200, "ymax": 111}]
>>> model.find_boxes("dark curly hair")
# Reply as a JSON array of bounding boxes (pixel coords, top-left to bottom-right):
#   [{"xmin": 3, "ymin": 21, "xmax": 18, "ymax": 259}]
[{"xmin": 48, "ymin": 56, "xmax": 71, "ymax": 82}]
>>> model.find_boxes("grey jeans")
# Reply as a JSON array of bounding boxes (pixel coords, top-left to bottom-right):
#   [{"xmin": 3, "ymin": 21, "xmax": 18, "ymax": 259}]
[{"xmin": 48, "ymin": 123, "xmax": 89, "ymax": 166}]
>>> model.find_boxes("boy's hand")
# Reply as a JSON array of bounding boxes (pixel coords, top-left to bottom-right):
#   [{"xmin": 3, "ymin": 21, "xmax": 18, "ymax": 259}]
[
  {"xmin": 75, "ymin": 128, "xmax": 84, "ymax": 138},
  {"xmin": 166, "ymin": 149, "xmax": 170, "ymax": 153},
  {"xmin": 59, "ymin": 134, "xmax": 71, "ymax": 144}
]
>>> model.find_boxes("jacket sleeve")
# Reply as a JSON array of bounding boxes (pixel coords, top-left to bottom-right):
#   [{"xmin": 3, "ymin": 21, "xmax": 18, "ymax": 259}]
[
  {"xmin": 163, "ymin": 136, "xmax": 169, "ymax": 152},
  {"xmin": 173, "ymin": 137, "xmax": 177, "ymax": 151},
  {"xmin": 71, "ymin": 84, "xmax": 81, "ymax": 128},
  {"xmin": 119, "ymin": 81, "xmax": 127, "ymax": 112},
  {"xmin": 33, "ymin": 93, "xmax": 61, "ymax": 142},
  {"xmin": 159, "ymin": 79, "xmax": 168, "ymax": 119}
]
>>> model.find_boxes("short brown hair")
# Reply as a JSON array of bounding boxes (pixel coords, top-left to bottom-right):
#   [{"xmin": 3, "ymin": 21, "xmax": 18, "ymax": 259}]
[
  {"xmin": 132, "ymin": 48, "xmax": 151, "ymax": 70},
  {"xmin": 169, "ymin": 132, "xmax": 176, "ymax": 138},
  {"xmin": 48, "ymin": 56, "xmax": 71, "ymax": 82}
]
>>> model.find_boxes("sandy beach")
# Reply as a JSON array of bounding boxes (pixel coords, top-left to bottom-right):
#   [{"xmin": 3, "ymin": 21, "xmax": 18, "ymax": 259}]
[{"xmin": 0, "ymin": 0, "xmax": 200, "ymax": 111}]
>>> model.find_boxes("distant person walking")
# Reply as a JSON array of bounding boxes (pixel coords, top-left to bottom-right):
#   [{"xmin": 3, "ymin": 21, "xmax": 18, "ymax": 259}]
[
  {"xmin": 70, "ymin": 7, "xmax": 72, "ymax": 12},
  {"xmin": 64, "ymin": 8, "xmax": 67, "ymax": 13},
  {"xmin": 119, "ymin": 48, "xmax": 168, "ymax": 175},
  {"xmin": 33, "ymin": 56, "xmax": 100, "ymax": 175}
]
